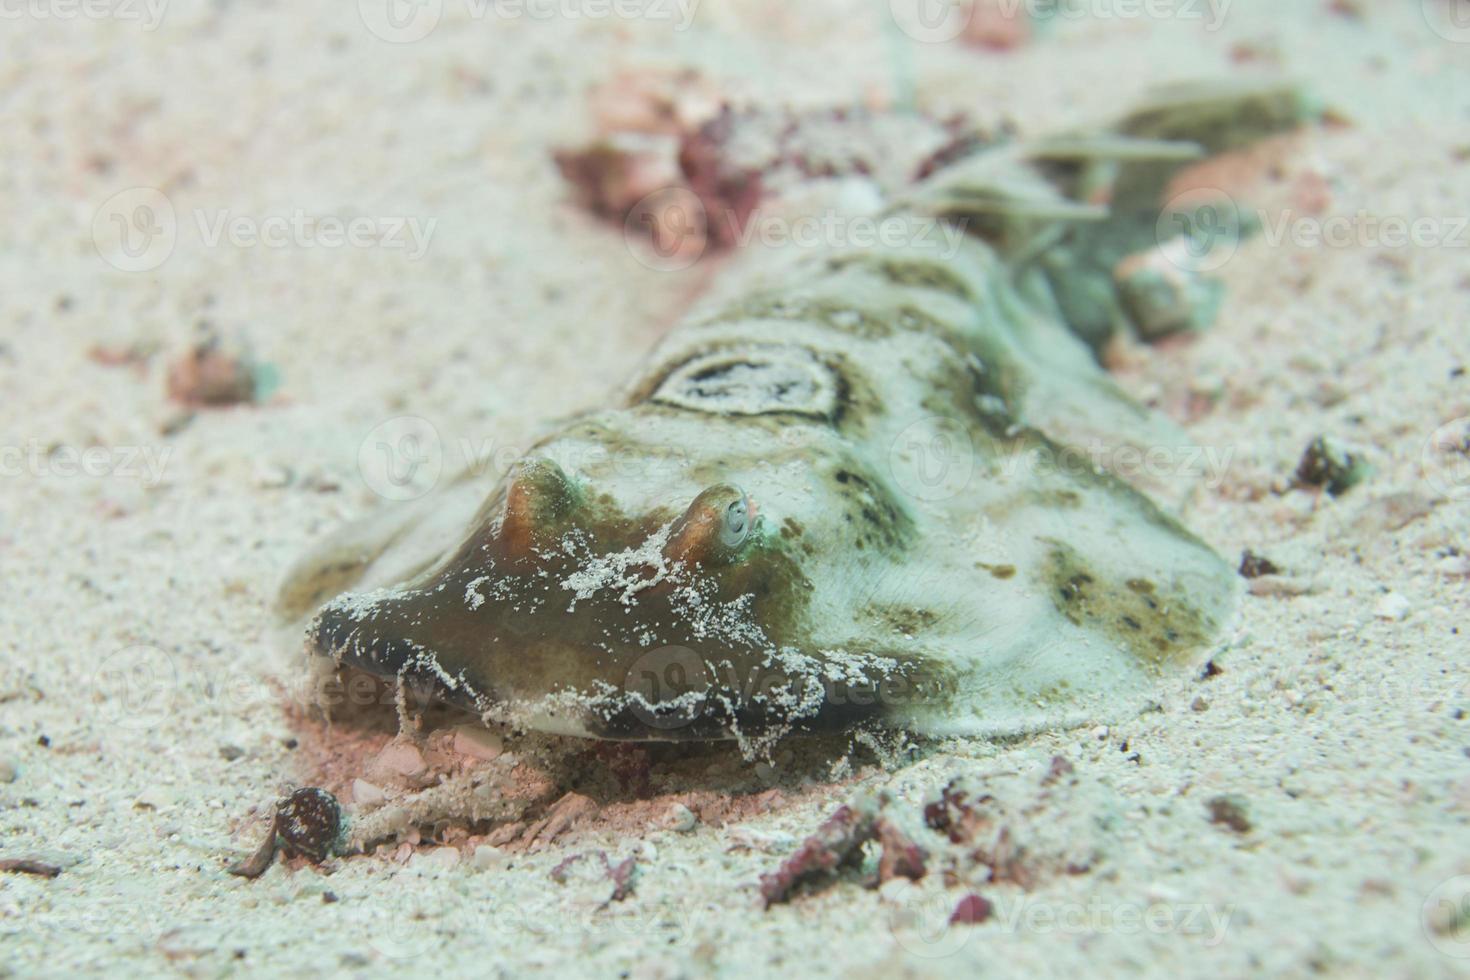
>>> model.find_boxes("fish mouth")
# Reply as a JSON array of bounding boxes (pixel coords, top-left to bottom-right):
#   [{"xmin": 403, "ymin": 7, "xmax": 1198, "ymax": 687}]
[
  {"xmin": 305, "ymin": 587, "xmax": 907, "ymax": 742},
  {"xmin": 308, "ymin": 597, "xmax": 494, "ymax": 715}
]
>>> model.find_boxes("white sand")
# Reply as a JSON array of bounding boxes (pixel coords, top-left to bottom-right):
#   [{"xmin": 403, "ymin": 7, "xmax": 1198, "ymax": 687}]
[{"xmin": 3, "ymin": 0, "xmax": 1469, "ymax": 975}]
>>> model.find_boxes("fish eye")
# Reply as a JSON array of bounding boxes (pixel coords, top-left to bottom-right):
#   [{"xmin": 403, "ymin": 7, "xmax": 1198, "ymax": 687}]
[{"xmin": 720, "ymin": 495, "xmax": 750, "ymax": 549}]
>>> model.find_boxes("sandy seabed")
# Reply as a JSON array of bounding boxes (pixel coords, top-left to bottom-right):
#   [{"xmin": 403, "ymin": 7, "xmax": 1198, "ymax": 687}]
[{"xmin": 2, "ymin": 0, "xmax": 1470, "ymax": 976}]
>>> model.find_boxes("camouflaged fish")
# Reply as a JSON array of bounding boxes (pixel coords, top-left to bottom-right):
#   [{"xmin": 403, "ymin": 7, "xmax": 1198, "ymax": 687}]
[{"xmin": 279, "ymin": 80, "xmax": 1309, "ymax": 748}]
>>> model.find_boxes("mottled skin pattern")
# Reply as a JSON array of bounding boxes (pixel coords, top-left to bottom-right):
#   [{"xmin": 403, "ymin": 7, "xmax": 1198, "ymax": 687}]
[{"xmin": 284, "ymin": 81, "xmax": 1309, "ymax": 746}]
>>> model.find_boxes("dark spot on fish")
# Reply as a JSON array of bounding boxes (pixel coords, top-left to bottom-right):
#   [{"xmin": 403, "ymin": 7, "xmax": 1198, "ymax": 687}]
[
  {"xmin": 1044, "ymin": 542, "xmax": 1213, "ymax": 670},
  {"xmin": 866, "ymin": 603, "xmax": 941, "ymax": 636}
]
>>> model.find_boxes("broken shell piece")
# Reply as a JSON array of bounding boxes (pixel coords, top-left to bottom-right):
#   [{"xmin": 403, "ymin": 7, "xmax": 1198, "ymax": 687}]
[
  {"xmin": 588, "ymin": 67, "xmax": 721, "ymax": 137},
  {"xmin": 276, "ymin": 788, "xmax": 343, "ymax": 863},
  {"xmin": 554, "ymin": 134, "xmax": 684, "ymax": 223},
  {"xmin": 228, "ymin": 787, "xmax": 344, "ymax": 879},
  {"xmin": 1295, "ymin": 435, "xmax": 1368, "ymax": 496},
  {"xmin": 167, "ymin": 333, "xmax": 258, "ymax": 408}
]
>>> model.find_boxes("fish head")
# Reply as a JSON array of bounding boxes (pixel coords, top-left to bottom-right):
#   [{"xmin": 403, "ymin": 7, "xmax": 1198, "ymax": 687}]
[{"xmin": 308, "ymin": 452, "xmax": 924, "ymax": 741}]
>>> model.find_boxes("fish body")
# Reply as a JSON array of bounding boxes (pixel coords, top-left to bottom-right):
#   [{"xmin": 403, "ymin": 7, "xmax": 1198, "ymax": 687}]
[{"xmin": 281, "ymin": 80, "xmax": 1308, "ymax": 747}]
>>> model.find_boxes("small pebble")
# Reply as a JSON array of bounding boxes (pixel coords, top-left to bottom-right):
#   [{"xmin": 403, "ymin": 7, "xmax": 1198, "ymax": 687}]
[
  {"xmin": 134, "ymin": 787, "xmax": 176, "ymax": 811},
  {"xmin": 1238, "ymin": 550, "xmax": 1281, "ymax": 579},
  {"xmin": 950, "ymin": 893, "xmax": 994, "ymax": 925},
  {"xmin": 1374, "ymin": 593, "xmax": 1411, "ymax": 622},
  {"xmin": 1294, "ymin": 435, "xmax": 1366, "ymax": 496},
  {"xmin": 370, "ymin": 742, "xmax": 426, "ymax": 780},
  {"xmin": 877, "ymin": 876, "xmax": 919, "ymax": 905},
  {"xmin": 452, "ymin": 725, "xmax": 503, "ymax": 762},
  {"xmin": 352, "ymin": 779, "xmax": 386, "ymax": 807},
  {"xmin": 412, "ymin": 847, "xmax": 461, "ymax": 872},
  {"xmin": 664, "ymin": 803, "xmax": 698, "ymax": 833},
  {"xmin": 276, "ymin": 788, "xmax": 343, "ymax": 863},
  {"xmin": 470, "ymin": 845, "xmax": 505, "ymax": 871},
  {"xmin": 167, "ymin": 333, "xmax": 257, "ymax": 408},
  {"xmin": 0, "ymin": 759, "xmax": 17, "ymax": 783},
  {"xmin": 1206, "ymin": 794, "xmax": 1253, "ymax": 834}
]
